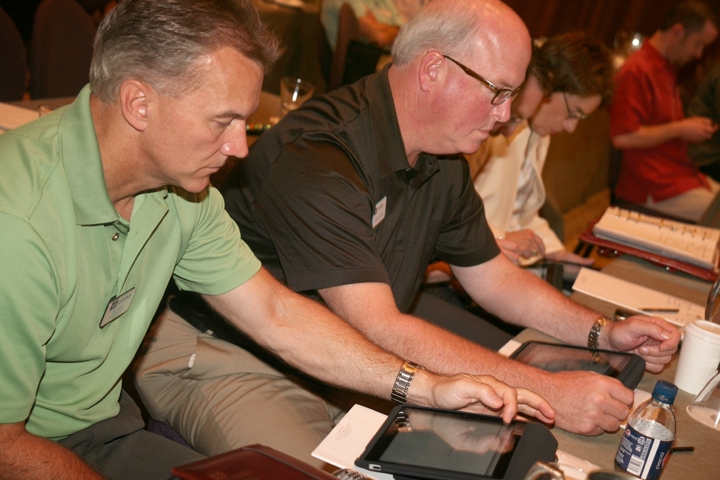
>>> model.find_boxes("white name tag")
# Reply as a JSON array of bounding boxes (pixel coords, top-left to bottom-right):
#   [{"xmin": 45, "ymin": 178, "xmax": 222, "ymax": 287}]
[
  {"xmin": 371, "ymin": 196, "xmax": 387, "ymax": 228},
  {"xmin": 99, "ymin": 288, "xmax": 136, "ymax": 328}
]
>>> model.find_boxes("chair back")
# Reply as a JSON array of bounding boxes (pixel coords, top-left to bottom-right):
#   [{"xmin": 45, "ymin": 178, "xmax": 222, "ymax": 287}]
[
  {"xmin": 0, "ymin": 7, "xmax": 28, "ymax": 101},
  {"xmin": 29, "ymin": 0, "xmax": 95, "ymax": 99},
  {"xmin": 328, "ymin": 3, "xmax": 360, "ymax": 91}
]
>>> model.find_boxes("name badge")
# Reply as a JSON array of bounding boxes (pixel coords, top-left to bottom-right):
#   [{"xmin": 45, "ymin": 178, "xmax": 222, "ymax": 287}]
[
  {"xmin": 372, "ymin": 196, "xmax": 387, "ymax": 229},
  {"xmin": 99, "ymin": 288, "xmax": 136, "ymax": 328}
]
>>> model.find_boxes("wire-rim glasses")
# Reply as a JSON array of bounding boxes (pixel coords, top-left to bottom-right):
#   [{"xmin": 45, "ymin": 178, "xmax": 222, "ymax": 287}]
[
  {"xmin": 562, "ymin": 92, "xmax": 588, "ymax": 120},
  {"xmin": 443, "ymin": 55, "xmax": 521, "ymax": 105}
]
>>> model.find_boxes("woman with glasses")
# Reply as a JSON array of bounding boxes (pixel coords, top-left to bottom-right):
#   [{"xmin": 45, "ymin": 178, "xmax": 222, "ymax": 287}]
[{"xmin": 467, "ymin": 31, "xmax": 614, "ymax": 270}]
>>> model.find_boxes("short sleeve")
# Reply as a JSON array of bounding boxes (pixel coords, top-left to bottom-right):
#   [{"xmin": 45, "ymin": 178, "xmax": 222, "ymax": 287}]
[
  {"xmin": 0, "ymin": 213, "xmax": 57, "ymax": 423},
  {"xmin": 609, "ymin": 66, "xmax": 650, "ymax": 137},
  {"xmin": 172, "ymin": 188, "xmax": 261, "ymax": 295}
]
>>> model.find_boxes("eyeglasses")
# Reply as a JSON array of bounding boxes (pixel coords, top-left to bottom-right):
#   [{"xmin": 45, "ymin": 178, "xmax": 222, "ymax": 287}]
[
  {"xmin": 443, "ymin": 55, "xmax": 521, "ymax": 105},
  {"xmin": 562, "ymin": 92, "xmax": 588, "ymax": 120}
]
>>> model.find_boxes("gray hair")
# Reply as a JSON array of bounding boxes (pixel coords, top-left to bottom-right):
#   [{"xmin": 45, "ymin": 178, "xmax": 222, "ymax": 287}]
[
  {"xmin": 391, "ymin": 1, "xmax": 479, "ymax": 66},
  {"xmin": 90, "ymin": 0, "xmax": 280, "ymax": 102}
]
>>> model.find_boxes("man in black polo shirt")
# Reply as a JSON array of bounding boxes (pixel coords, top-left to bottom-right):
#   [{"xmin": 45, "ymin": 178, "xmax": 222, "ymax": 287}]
[{"xmin": 135, "ymin": 0, "xmax": 680, "ymax": 468}]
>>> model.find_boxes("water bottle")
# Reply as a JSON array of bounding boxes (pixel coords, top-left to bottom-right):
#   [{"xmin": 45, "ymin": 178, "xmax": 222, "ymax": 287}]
[{"xmin": 614, "ymin": 380, "xmax": 677, "ymax": 479}]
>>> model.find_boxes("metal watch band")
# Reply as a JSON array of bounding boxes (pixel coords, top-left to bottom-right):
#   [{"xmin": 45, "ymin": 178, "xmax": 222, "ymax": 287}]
[
  {"xmin": 391, "ymin": 361, "xmax": 424, "ymax": 404},
  {"xmin": 588, "ymin": 315, "xmax": 613, "ymax": 350}
]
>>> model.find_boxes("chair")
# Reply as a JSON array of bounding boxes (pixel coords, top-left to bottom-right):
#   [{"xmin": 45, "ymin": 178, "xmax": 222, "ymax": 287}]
[
  {"xmin": 328, "ymin": 3, "xmax": 361, "ymax": 91},
  {"xmin": 29, "ymin": 0, "xmax": 95, "ymax": 99},
  {"xmin": 329, "ymin": 4, "xmax": 387, "ymax": 91},
  {"xmin": 0, "ymin": 7, "xmax": 28, "ymax": 101}
]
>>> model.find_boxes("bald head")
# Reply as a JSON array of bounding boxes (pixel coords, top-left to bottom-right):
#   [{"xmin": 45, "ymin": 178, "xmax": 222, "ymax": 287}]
[
  {"xmin": 392, "ymin": 0, "xmax": 530, "ymax": 69},
  {"xmin": 388, "ymin": 0, "xmax": 531, "ymax": 160}
]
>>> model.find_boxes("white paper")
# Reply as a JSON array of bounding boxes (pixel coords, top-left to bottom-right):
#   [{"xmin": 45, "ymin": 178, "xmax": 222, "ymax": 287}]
[
  {"xmin": 620, "ymin": 389, "xmax": 653, "ymax": 429},
  {"xmin": 312, "ymin": 405, "xmax": 393, "ymax": 480},
  {"xmin": 572, "ymin": 268, "xmax": 704, "ymax": 327},
  {"xmin": 0, "ymin": 103, "xmax": 38, "ymax": 132},
  {"xmin": 592, "ymin": 207, "xmax": 720, "ymax": 269},
  {"xmin": 498, "ymin": 339, "xmax": 522, "ymax": 357},
  {"xmin": 555, "ymin": 449, "xmax": 600, "ymax": 480}
]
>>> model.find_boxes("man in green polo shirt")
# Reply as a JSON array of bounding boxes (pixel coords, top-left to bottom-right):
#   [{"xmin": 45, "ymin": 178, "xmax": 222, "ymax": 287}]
[{"xmin": 0, "ymin": 1, "xmax": 554, "ymax": 478}]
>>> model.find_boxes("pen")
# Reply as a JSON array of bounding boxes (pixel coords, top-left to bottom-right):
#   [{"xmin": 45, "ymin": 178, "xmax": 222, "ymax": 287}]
[
  {"xmin": 670, "ymin": 446, "xmax": 694, "ymax": 453},
  {"xmin": 640, "ymin": 308, "xmax": 680, "ymax": 313}
]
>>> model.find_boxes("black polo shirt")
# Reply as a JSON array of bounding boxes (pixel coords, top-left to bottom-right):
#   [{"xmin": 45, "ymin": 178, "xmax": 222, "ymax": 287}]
[{"xmin": 222, "ymin": 67, "xmax": 499, "ymax": 312}]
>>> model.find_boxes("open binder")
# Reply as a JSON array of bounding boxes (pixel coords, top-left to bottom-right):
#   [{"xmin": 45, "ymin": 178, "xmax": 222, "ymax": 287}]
[{"xmin": 579, "ymin": 206, "xmax": 720, "ymax": 281}]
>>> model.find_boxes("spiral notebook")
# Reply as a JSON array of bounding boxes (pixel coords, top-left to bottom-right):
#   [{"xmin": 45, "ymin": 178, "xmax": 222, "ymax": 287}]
[{"xmin": 580, "ymin": 207, "xmax": 720, "ymax": 280}]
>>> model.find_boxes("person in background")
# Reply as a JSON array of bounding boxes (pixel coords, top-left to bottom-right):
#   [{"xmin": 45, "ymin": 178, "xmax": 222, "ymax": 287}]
[
  {"xmin": 687, "ymin": 60, "xmax": 720, "ymax": 181},
  {"xmin": 610, "ymin": 0, "xmax": 719, "ymax": 222},
  {"xmin": 0, "ymin": 1, "xmax": 552, "ymax": 478},
  {"xmin": 394, "ymin": 0, "xmax": 430, "ymax": 23},
  {"xmin": 134, "ymin": 0, "xmax": 680, "ymax": 471},
  {"xmin": 321, "ymin": 0, "xmax": 405, "ymax": 52},
  {"xmin": 467, "ymin": 32, "xmax": 613, "ymax": 268}
]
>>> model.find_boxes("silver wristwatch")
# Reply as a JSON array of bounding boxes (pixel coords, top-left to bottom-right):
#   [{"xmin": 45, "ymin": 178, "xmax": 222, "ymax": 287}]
[
  {"xmin": 391, "ymin": 361, "xmax": 424, "ymax": 404},
  {"xmin": 588, "ymin": 315, "xmax": 613, "ymax": 350}
]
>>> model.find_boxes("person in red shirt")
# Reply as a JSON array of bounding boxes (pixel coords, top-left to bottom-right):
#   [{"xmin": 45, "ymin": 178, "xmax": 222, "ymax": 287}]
[{"xmin": 610, "ymin": 0, "xmax": 718, "ymax": 222}]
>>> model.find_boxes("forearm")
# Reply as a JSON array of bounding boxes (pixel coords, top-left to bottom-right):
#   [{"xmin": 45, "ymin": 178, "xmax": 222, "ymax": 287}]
[
  {"xmin": 455, "ymin": 257, "xmax": 599, "ymax": 346},
  {"xmin": 0, "ymin": 424, "xmax": 102, "ymax": 480},
  {"xmin": 357, "ymin": 15, "xmax": 399, "ymax": 47},
  {"xmin": 320, "ymin": 282, "xmax": 554, "ymax": 385},
  {"xmin": 203, "ymin": 273, "xmax": 400, "ymax": 400},
  {"xmin": 612, "ymin": 123, "xmax": 682, "ymax": 149}
]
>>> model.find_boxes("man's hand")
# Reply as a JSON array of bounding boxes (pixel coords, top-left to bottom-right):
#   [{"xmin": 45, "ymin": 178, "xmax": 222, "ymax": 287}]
[
  {"xmin": 358, "ymin": 11, "xmax": 400, "ymax": 48},
  {"xmin": 545, "ymin": 249, "xmax": 595, "ymax": 266},
  {"xmin": 504, "ymin": 229, "xmax": 545, "ymax": 258},
  {"xmin": 601, "ymin": 316, "xmax": 680, "ymax": 373},
  {"xmin": 496, "ymin": 239, "xmax": 520, "ymax": 264},
  {"xmin": 410, "ymin": 371, "xmax": 555, "ymax": 425},
  {"xmin": 539, "ymin": 370, "xmax": 634, "ymax": 435},
  {"xmin": 678, "ymin": 116, "xmax": 718, "ymax": 143}
]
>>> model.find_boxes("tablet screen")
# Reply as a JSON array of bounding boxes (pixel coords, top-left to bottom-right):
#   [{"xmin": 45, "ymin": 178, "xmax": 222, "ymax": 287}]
[
  {"xmin": 511, "ymin": 342, "xmax": 631, "ymax": 376},
  {"xmin": 364, "ymin": 407, "xmax": 525, "ymax": 478}
]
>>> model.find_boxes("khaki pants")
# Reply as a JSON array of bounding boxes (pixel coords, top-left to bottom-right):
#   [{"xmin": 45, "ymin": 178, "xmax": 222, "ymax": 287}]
[
  {"xmin": 644, "ymin": 178, "xmax": 720, "ymax": 222},
  {"xmin": 133, "ymin": 308, "xmax": 392, "ymax": 471}
]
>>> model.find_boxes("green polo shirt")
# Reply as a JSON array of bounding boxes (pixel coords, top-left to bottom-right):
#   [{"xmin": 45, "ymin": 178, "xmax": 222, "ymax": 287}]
[{"xmin": 0, "ymin": 86, "xmax": 261, "ymax": 440}]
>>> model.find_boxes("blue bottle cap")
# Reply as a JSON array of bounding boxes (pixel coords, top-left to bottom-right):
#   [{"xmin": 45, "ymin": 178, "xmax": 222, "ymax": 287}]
[{"xmin": 652, "ymin": 380, "xmax": 678, "ymax": 404}]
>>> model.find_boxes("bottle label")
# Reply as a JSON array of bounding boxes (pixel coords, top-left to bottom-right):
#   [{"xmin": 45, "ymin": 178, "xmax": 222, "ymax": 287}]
[{"xmin": 615, "ymin": 425, "xmax": 672, "ymax": 479}]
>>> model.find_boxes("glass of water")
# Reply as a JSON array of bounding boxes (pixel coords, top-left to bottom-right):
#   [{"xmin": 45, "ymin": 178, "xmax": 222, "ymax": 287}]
[{"xmin": 280, "ymin": 77, "xmax": 315, "ymax": 117}]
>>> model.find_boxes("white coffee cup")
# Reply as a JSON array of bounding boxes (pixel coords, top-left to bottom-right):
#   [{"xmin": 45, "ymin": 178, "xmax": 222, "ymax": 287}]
[{"xmin": 674, "ymin": 320, "xmax": 720, "ymax": 395}]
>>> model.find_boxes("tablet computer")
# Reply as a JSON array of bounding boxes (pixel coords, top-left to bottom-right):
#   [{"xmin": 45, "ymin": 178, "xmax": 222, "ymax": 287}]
[
  {"xmin": 509, "ymin": 341, "xmax": 645, "ymax": 389},
  {"xmin": 355, "ymin": 405, "xmax": 556, "ymax": 480}
]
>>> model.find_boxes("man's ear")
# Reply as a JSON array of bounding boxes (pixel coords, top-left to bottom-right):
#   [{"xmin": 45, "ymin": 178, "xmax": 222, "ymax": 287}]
[
  {"xmin": 670, "ymin": 23, "xmax": 686, "ymax": 39},
  {"xmin": 418, "ymin": 51, "xmax": 445, "ymax": 92},
  {"xmin": 118, "ymin": 80, "xmax": 152, "ymax": 132}
]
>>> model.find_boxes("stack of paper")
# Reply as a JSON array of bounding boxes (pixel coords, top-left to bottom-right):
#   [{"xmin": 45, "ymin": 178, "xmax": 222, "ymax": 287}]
[
  {"xmin": 312, "ymin": 405, "xmax": 392, "ymax": 480},
  {"xmin": 592, "ymin": 206, "xmax": 720, "ymax": 270},
  {"xmin": 572, "ymin": 268, "xmax": 705, "ymax": 327}
]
